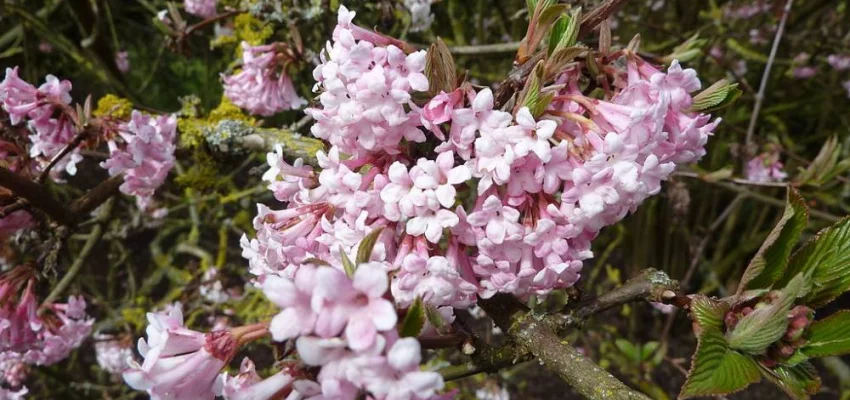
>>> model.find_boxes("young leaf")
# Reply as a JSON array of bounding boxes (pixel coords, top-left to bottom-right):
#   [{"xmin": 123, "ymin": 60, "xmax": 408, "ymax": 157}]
[
  {"xmin": 737, "ymin": 188, "xmax": 808, "ymax": 293},
  {"xmin": 680, "ymin": 330, "xmax": 761, "ymax": 398},
  {"xmin": 801, "ymin": 311, "xmax": 850, "ymax": 358},
  {"xmin": 399, "ymin": 297, "xmax": 425, "ymax": 338},
  {"xmin": 547, "ymin": 16, "xmax": 569, "ymax": 56},
  {"xmin": 615, "ymin": 339, "xmax": 640, "ymax": 362},
  {"xmin": 795, "ymin": 136, "xmax": 847, "ymax": 187},
  {"xmin": 425, "ymin": 38, "xmax": 457, "ymax": 95},
  {"xmin": 728, "ymin": 274, "xmax": 804, "ymax": 354},
  {"xmin": 690, "ymin": 295, "xmax": 729, "ymax": 334},
  {"xmin": 690, "ymin": 79, "xmax": 743, "ymax": 112},
  {"xmin": 340, "ymin": 246, "xmax": 356, "ymax": 278},
  {"xmin": 424, "ymin": 303, "xmax": 450, "ymax": 334},
  {"xmin": 356, "ymin": 228, "xmax": 384, "ymax": 265},
  {"xmin": 781, "ymin": 217, "xmax": 850, "ymax": 308},
  {"xmin": 554, "ymin": 7, "xmax": 581, "ymax": 52},
  {"xmin": 759, "ymin": 362, "xmax": 821, "ymax": 400}
]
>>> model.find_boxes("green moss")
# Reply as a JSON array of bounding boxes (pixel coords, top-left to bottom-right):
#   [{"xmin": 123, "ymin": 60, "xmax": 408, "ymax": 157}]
[{"xmin": 93, "ymin": 94, "xmax": 133, "ymax": 119}]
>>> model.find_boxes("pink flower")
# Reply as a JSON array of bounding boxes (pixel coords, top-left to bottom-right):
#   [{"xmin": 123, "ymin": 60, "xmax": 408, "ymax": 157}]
[
  {"xmin": 263, "ymin": 265, "xmax": 320, "ymax": 342},
  {"xmin": 0, "ymin": 211, "xmax": 32, "ymax": 239},
  {"xmin": 101, "ymin": 110, "xmax": 177, "ymax": 209},
  {"xmin": 94, "ymin": 334, "xmax": 134, "ymax": 374},
  {"xmin": 115, "ymin": 51, "xmax": 130, "ymax": 74},
  {"xmin": 792, "ymin": 66, "xmax": 817, "ymax": 79},
  {"xmin": 220, "ymin": 357, "xmax": 296, "ymax": 400},
  {"xmin": 746, "ymin": 151, "xmax": 787, "ymax": 183},
  {"xmin": 421, "ymin": 89, "xmax": 463, "ymax": 139},
  {"xmin": 123, "ymin": 307, "xmax": 232, "ymax": 399},
  {"xmin": 223, "ymin": 42, "xmax": 306, "ymax": 116},
  {"xmin": 828, "ymin": 54, "xmax": 850, "ymax": 71},
  {"xmin": 262, "ymin": 145, "xmax": 316, "ymax": 203},
  {"xmin": 466, "ymin": 196, "xmax": 522, "ymax": 245},
  {"xmin": 312, "ymin": 263, "xmax": 397, "ymax": 351},
  {"xmin": 184, "ymin": 0, "xmax": 217, "ymax": 18}
]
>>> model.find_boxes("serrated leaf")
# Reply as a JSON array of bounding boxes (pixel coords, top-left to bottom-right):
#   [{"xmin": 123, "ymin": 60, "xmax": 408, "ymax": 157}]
[
  {"xmin": 728, "ymin": 274, "xmax": 804, "ymax": 354},
  {"xmin": 399, "ymin": 297, "xmax": 425, "ymax": 338},
  {"xmin": 759, "ymin": 362, "xmax": 821, "ymax": 400},
  {"xmin": 690, "ymin": 295, "xmax": 729, "ymax": 334},
  {"xmin": 738, "ymin": 188, "xmax": 808, "ymax": 293},
  {"xmin": 680, "ymin": 330, "xmax": 761, "ymax": 398},
  {"xmin": 356, "ymin": 228, "xmax": 384, "ymax": 265},
  {"xmin": 340, "ymin": 246, "xmax": 356, "ymax": 278},
  {"xmin": 802, "ymin": 311, "xmax": 850, "ymax": 358},
  {"xmin": 780, "ymin": 217, "xmax": 850, "ymax": 308},
  {"xmin": 690, "ymin": 79, "xmax": 742, "ymax": 112}
]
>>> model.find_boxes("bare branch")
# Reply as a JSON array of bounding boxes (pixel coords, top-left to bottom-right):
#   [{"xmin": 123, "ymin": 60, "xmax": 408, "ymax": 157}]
[
  {"xmin": 571, "ymin": 268, "xmax": 681, "ymax": 321},
  {"xmin": 0, "ymin": 166, "xmax": 73, "ymax": 225}
]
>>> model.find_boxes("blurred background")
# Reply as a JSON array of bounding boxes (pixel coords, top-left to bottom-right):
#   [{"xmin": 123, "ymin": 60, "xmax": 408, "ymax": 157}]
[{"xmin": 1, "ymin": 0, "xmax": 849, "ymax": 398}]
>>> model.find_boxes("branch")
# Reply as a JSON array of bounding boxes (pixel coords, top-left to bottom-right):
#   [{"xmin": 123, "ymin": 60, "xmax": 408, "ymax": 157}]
[
  {"xmin": 0, "ymin": 166, "xmax": 72, "ymax": 225},
  {"xmin": 744, "ymin": 0, "xmax": 794, "ymax": 147},
  {"xmin": 439, "ymin": 342, "xmax": 532, "ymax": 381},
  {"xmin": 579, "ymin": 0, "xmax": 629, "ymax": 38},
  {"xmin": 478, "ymin": 294, "xmax": 652, "ymax": 400},
  {"xmin": 448, "ymin": 42, "xmax": 522, "ymax": 55},
  {"xmin": 70, "ymin": 174, "xmax": 124, "ymax": 217},
  {"xmin": 571, "ymin": 268, "xmax": 681, "ymax": 321}
]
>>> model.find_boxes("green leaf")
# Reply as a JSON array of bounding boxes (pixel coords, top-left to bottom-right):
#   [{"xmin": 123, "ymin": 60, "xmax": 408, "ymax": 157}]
[
  {"xmin": 615, "ymin": 339, "xmax": 640, "ymax": 362},
  {"xmin": 519, "ymin": 61, "xmax": 552, "ymax": 118},
  {"xmin": 680, "ymin": 330, "xmax": 761, "ymax": 398},
  {"xmin": 690, "ymin": 79, "xmax": 742, "ymax": 112},
  {"xmin": 728, "ymin": 274, "xmax": 804, "ymax": 354},
  {"xmin": 424, "ymin": 303, "xmax": 450, "ymax": 334},
  {"xmin": 399, "ymin": 297, "xmax": 425, "ymax": 338},
  {"xmin": 340, "ymin": 246, "xmax": 356, "ymax": 278},
  {"xmin": 356, "ymin": 228, "xmax": 384, "ymax": 265},
  {"xmin": 795, "ymin": 136, "xmax": 848, "ymax": 187},
  {"xmin": 782, "ymin": 217, "xmax": 850, "ymax": 308},
  {"xmin": 737, "ymin": 188, "xmax": 808, "ymax": 293},
  {"xmin": 759, "ymin": 362, "xmax": 821, "ymax": 400},
  {"xmin": 547, "ymin": 16, "xmax": 569, "ymax": 56},
  {"xmin": 689, "ymin": 295, "xmax": 729, "ymax": 334},
  {"xmin": 802, "ymin": 311, "xmax": 850, "ymax": 358},
  {"xmin": 554, "ymin": 7, "xmax": 581, "ymax": 52}
]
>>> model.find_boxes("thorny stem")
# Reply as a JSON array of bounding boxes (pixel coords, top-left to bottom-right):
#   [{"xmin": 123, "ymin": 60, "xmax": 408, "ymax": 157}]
[
  {"xmin": 479, "ymin": 294, "xmax": 652, "ymax": 400},
  {"xmin": 744, "ymin": 0, "xmax": 794, "ymax": 148}
]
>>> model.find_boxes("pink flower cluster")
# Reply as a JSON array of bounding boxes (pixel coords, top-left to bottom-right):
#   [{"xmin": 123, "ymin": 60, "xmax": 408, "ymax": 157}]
[
  {"xmin": 306, "ymin": 6, "xmax": 429, "ymax": 157},
  {"xmin": 94, "ymin": 333, "xmax": 134, "ymax": 374},
  {"xmin": 0, "ymin": 267, "xmax": 93, "ymax": 395},
  {"xmin": 0, "ymin": 67, "xmax": 82, "ymax": 178},
  {"xmin": 235, "ymin": 5, "xmax": 718, "ymax": 400},
  {"xmin": 101, "ymin": 110, "xmax": 177, "ymax": 209},
  {"xmin": 184, "ymin": 0, "xmax": 217, "ymax": 18},
  {"xmin": 223, "ymin": 42, "xmax": 306, "ymax": 116},
  {"xmin": 746, "ymin": 150, "xmax": 787, "ymax": 183}
]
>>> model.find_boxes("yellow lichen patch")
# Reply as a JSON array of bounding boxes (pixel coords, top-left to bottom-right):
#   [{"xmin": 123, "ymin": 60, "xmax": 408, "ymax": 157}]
[
  {"xmin": 93, "ymin": 94, "xmax": 133, "ymax": 119},
  {"xmin": 233, "ymin": 13, "xmax": 274, "ymax": 46},
  {"xmin": 209, "ymin": 96, "xmax": 255, "ymax": 125}
]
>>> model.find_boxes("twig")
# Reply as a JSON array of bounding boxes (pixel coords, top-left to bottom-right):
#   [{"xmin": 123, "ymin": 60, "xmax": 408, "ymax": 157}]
[
  {"xmin": 660, "ymin": 195, "xmax": 745, "ymax": 345},
  {"xmin": 69, "ymin": 174, "xmax": 124, "ymax": 217},
  {"xmin": 439, "ymin": 344, "xmax": 532, "ymax": 381},
  {"xmin": 744, "ymin": 0, "xmax": 794, "ymax": 147},
  {"xmin": 571, "ymin": 268, "xmax": 681, "ymax": 321},
  {"xmin": 0, "ymin": 166, "xmax": 73, "ymax": 224},
  {"xmin": 479, "ymin": 294, "xmax": 652, "ymax": 400},
  {"xmin": 0, "ymin": 199, "xmax": 28, "ymax": 218},
  {"xmin": 673, "ymin": 171, "xmax": 790, "ymax": 188},
  {"xmin": 40, "ymin": 198, "xmax": 113, "ymax": 308},
  {"xmin": 579, "ymin": 0, "xmax": 630, "ymax": 38},
  {"xmin": 36, "ymin": 130, "xmax": 88, "ymax": 183},
  {"xmin": 448, "ymin": 42, "xmax": 522, "ymax": 55}
]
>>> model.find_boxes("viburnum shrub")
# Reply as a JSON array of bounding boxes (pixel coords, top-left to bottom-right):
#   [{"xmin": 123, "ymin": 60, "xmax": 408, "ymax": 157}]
[{"xmin": 1, "ymin": 1, "xmax": 849, "ymax": 399}]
